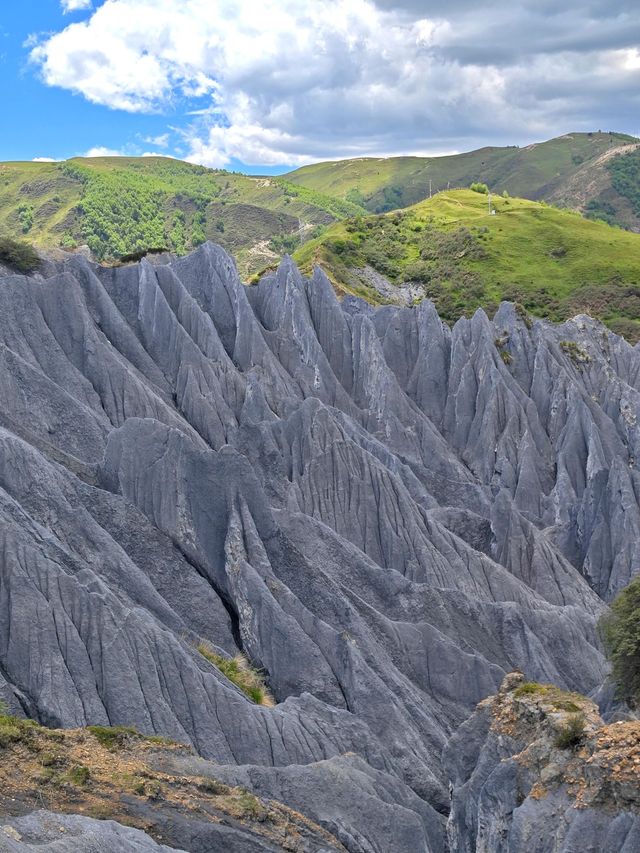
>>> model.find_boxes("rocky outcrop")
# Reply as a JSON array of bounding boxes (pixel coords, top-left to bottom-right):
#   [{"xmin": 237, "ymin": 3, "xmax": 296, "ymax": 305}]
[
  {"xmin": 0, "ymin": 244, "xmax": 638, "ymax": 850},
  {"xmin": 0, "ymin": 812, "xmax": 183, "ymax": 853},
  {"xmin": 0, "ymin": 716, "xmax": 344, "ymax": 852},
  {"xmin": 445, "ymin": 672, "xmax": 640, "ymax": 852}
]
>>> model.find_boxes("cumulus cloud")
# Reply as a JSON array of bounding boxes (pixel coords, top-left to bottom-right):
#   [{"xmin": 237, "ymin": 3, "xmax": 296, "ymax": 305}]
[
  {"xmin": 32, "ymin": 157, "xmax": 59, "ymax": 162},
  {"xmin": 30, "ymin": 0, "xmax": 640, "ymax": 167},
  {"xmin": 83, "ymin": 146, "xmax": 125, "ymax": 157},
  {"xmin": 61, "ymin": 0, "xmax": 92, "ymax": 13}
]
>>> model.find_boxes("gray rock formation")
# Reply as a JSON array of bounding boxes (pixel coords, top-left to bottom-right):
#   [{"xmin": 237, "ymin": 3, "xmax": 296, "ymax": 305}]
[
  {"xmin": 444, "ymin": 673, "xmax": 640, "ymax": 852},
  {"xmin": 0, "ymin": 811, "xmax": 184, "ymax": 852},
  {"xmin": 0, "ymin": 243, "xmax": 638, "ymax": 851}
]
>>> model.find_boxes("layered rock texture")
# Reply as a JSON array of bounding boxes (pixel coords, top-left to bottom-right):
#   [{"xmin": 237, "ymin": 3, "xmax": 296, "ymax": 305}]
[
  {"xmin": 0, "ymin": 243, "xmax": 639, "ymax": 850},
  {"xmin": 445, "ymin": 672, "xmax": 640, "ymax": 852}
]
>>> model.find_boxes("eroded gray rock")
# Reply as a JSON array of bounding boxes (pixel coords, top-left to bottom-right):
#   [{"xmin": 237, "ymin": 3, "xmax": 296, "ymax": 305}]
[{"xmin": 0, "ymin": 244, "xmax": 638, "ymax": 851}]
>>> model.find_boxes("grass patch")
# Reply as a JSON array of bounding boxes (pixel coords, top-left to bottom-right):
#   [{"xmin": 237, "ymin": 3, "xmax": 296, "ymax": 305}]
[
  {"xmin": 197, "ymin": 777, "xmax": 229, "ymax": 795},
  {"xmin": 0, "ymin": 236, "xmax": 40, "ymax": 273},
  {"xmin": 0, "ymin": 704, "xmax": 39, "ymax": 748},
  {"xmin": 65, "ymin": 765, "xmax": 90, "ymax": 786},
  {"xmin": 512, "ymin": 682, "xmax": 586, "ymax": 715},
  {"xmin": 293, "ymin": 188, "xmax": 640, "ymax": 339},
  {"xmin": 87, "ymin": 725, "xmax": 140, "ymax": 750},
  {"xmin": 238, "ymin": 789, "xmax": 267, "ymax": 820},
  {"xmin": 513, "ymin": 682, "xmax": 541, "ymax": 697},
  {"xmin": 196, "ymin": 643, "xmax": 274, "ymax": 706}
]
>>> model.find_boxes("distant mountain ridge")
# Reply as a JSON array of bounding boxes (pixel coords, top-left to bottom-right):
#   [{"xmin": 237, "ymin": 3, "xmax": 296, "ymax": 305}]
[
  {"xmin": 285, "ymin": 131, "xmax": 640, "ymax": 229},
  {"xmin": 1, "ymin": 132, "xmax": 638, "ymax": 281}
]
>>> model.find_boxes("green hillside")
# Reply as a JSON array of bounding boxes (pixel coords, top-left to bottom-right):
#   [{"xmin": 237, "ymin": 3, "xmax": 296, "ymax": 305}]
[
  {"xmin": 285, "ymin": 132, "xmax": 640, "ymax": 227},
  {"xmin": 292, "ymin": 188, "xmax": 640, "ymax": 341},
  {"xmin": 0, "ymin": 156, "xmax": 362, "ymax": 277}
]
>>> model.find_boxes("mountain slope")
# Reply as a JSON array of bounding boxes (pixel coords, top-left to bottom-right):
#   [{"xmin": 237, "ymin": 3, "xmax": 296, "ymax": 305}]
[
  {"xmin": 0, "ymin": 156, "xmax": 362, "ymax": 277},
  {"xmin": 292, "ymin": 188, "xmax": 640, "ymax": 341},
  {"xmin": 285, "ymin": 131, "xmax": 640, "ymax": 227},
  {"xmin": 1, "ymin": 244, "xmax": 640, "ymax": 849}
]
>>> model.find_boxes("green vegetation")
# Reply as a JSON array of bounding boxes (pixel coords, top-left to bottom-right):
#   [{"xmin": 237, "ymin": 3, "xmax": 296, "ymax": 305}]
[
  {"xmin": 0, "ymin": 236, "xmax": 40, "ymax": 272},
  {"xmin": 608, "ymin": 147, "xmax": 640, "ymax": 218},
  {"xmin": 554, "ymin": 714, "xmax": 587, "ymax": 750},
  {"xmin": 293, "ymin": 189, "xmax": 640, "ymax": 340},
  {"xmin": 285, "ymin": 132, "xmax": 639, "ymax": 225},
  {"xmin": 196, "ymin": 643, "xmax": 274, "ymax": 706},
  {"xmin": 87, "ymin": 725, "xmax": 140, "ymax": 750},
  {"xmin": 560, "ymin": 340, "xmax": 591, "ymax": 366},
  {"xmin": 513, "ymin": 682, "xmax": 582, "ymax": 713},
  {"xmin": 238, "ymin": 789, "xmax": 267, "ymax": 819},
  {"xmin": 0, "ymin": 157, "xmax": 357, "ymax": 277},
  {"xmin": 470, "ymin": 182, "xmax": 489, "ymax": 194},
  {"xmin": 0, "ymin": 702, "xmax": 39, "ymax": 747},
  {"xmin": 600, "ymin": 576, "xmax": 640, "ymax": 708},
  {"xmin": 65, "ymin": 765, "xmax": 91, "ymax": 786}
]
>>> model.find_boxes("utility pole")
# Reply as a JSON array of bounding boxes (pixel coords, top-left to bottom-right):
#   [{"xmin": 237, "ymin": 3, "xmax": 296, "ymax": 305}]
[
  {"xmin": 429, "ymin": 179, "xmax": 432, "ymax": 199},
  {"xmin": 488, "ymin": 191, "xmax": 492, "ymax": 215}
]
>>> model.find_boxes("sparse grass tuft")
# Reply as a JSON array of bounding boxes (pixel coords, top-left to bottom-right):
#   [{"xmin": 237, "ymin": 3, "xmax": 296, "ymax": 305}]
[
  {"xmin": 196, "ymin": 643, "xmax": 274, "ymax": 706},
  {"xmin": 65, "ymin": 765, "xmax": 90, "ymax": 786},
  {"xmin": 514, "ymin": 682, "xmax": 541, "ymax": 697},
  {"xmin": 197, "ymin": 777, "xmax": 229, "ymax": 795},
  {"xmin": 238, "ymin": 789, "xmax": 267, "ymax": 819},
  {"xmin": 560, "ymin": 340, "xmax": 591, "ymax": 365},
  {"xmin": 554, "ymin": 714, "xmax": 587, "ymax": 750}
]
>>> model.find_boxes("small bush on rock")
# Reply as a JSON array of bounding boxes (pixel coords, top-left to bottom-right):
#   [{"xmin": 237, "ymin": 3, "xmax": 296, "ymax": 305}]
[{"xmin": 554, "ymin": 714, "xmax": 586, "ymax": 749}]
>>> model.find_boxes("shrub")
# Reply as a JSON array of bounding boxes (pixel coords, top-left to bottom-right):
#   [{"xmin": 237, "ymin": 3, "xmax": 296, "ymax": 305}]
[
  {"xmin": 600, "ymin": 576, "xmax": 640, "ymax": 707},
  {"xmin": 554, "ymin": 713, "xmax": 586, "ymax": 749},
  {"xmin": 238, "ymin": 789, "xmax": 266, "ymax": 819},
  {"xmin": 470, "ymin": 182, "xmax": 489, "ymax": 195},
  {"xmin": 18, "ymin": 204, "xmax": 33, "ymax": 233},
  {"xmin": 0, "ymin": 237, "xmax": 40, "ymax": 273}
]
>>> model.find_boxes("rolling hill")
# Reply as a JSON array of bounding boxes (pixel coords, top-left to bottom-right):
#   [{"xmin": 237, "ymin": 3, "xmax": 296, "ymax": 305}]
[
  {"xmin": 2, "ymin": 133, "xmax": 640, "ymax": 341},
  {"xmin": 285, "ymin": 131, "xmax": 640, "ymax": 228},
  {"xmin": 292, "ymin": 188, "xmax": 640, "ymax": 341},
  {"xmin": 0, "ymin": 155, "xmax": 363, "ymax": 277}
]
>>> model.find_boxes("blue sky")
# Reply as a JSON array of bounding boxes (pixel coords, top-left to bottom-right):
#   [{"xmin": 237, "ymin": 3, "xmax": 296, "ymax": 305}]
[{"xmin": 1, "ymin": 1, "xmax": 639, "ymax": 173}]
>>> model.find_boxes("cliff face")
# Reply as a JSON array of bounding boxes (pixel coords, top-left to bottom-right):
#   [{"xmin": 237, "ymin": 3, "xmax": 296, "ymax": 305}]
[
  {"xmin": 445, "ymin": 672, "xmax": 640, "ymax": 852},
  {"xmin": 0, "ymin": 244, "xmax": 639, "ymax": 851}
]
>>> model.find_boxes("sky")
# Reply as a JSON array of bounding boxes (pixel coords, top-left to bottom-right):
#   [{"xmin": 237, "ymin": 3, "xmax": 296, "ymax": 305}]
[{"xmin": 1, "ymin": 0, "xmax": 639, "ymax": 173}]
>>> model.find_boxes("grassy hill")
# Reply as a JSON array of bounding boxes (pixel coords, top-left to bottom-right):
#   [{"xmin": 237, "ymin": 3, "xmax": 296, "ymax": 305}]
[
  {"xmin": 2, "ymin": 141, "xmax": 640, "ymax": 341},
  {"xmin": 0, "ymin": 156, "xmax": 363, "ymax": 277},
  {"xmin": 285, "ymin": 132, "xmax": 640, "ymax": 228},
  {"xmin": 292, "ymin": 188, "xmax": 640, "ymax": 341}
]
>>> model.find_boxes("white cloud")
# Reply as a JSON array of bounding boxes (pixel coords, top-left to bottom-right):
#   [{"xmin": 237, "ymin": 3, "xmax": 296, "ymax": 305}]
[
  {"xmin": 32, "ymin": 157, "xmax": 59, "ymax": 162},
  {"xmin": 30, "ymin": 1, "xmax": 640, "ymax": 167},
  {"xmin": 143, "ymin": 133, "xmax": 170, "ymax": 147},
  {"xmin": 83, "ymin": 146, "xmax": 125, "ymax": 157},
  {"xmin": 61, "ymin": 0, "xmax": 93, "ymax": 13}
]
